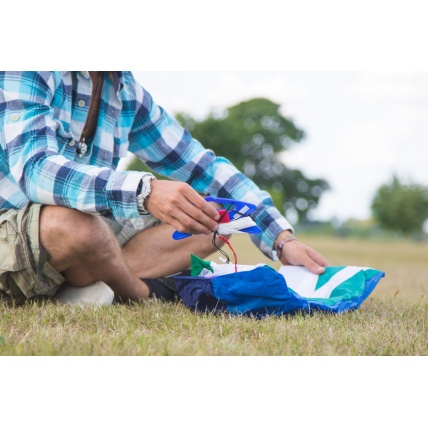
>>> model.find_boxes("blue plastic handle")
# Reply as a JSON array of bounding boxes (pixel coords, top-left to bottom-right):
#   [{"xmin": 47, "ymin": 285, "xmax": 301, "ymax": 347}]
[{"xmin": 172, "ymin": 197, "xmax": 261, "ymax": 240}]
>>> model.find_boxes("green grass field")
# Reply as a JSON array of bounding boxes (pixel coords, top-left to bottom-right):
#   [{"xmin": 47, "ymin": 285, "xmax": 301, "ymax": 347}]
[{"xmin": 1, "ymin": 234, "xmax": 427, "ymax": 356}]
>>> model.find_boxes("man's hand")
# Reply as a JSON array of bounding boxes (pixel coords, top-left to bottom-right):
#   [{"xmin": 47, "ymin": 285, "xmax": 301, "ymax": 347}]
[
  {"xmin": 144, "ymin": 180, "xmax": 220, "ymax": 235},
  {"xmin": 275, "ymin": 231, "xmax": 329, "ymax": 275}
]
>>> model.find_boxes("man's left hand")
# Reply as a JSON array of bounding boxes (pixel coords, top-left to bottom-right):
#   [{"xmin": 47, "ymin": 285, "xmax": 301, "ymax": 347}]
[{"xmin": 275, "ymin": 232, "xmax": 329, "ymax": 275}]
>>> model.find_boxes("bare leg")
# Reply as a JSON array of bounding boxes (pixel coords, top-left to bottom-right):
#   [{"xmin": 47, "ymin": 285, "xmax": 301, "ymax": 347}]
[
  {"xmin": 39, "ymin": 206, "xmax": 229, "ymax": 302},
  {"xmin": 39, "ymin": 206, "xmax": 150, "ymax": 302},
  {"xmin": 122, "ymin": 223, "xmax": 229, "ymax": 278}
]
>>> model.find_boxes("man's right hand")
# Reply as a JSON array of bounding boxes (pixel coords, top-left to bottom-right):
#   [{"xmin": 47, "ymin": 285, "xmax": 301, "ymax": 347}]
[{"xmin": 144, "ymin": 180, "xmax": 220, "ymax": 236}]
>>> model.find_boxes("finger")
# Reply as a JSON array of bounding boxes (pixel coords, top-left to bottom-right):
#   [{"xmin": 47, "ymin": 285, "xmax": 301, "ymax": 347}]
[
  {"xmin": 181, "ymin": 187, "xmax": 220, "ymax": 222},
  {"xmin": 279, "ymin": 240, "xmax": 329, "ymax": 275},
  {"xmin": 172, "ymin": 208, "xmax": 216, "ymax": 235},
  {"xmin": 181, "ymin": 199, "xmax": 220, "ymax": 233},
  {"xmin": 301, "ymin": 252, "xmax": 326, "ymax": 275},
  {"xmin": 307, "ymin": 248, "xmax": 330, "ymax": 267}
]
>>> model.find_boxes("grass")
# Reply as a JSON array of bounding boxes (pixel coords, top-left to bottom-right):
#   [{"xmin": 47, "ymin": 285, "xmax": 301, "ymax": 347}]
[{"xmin": 1, "ymin": 234, "xmax": 427, "ymax": 356}]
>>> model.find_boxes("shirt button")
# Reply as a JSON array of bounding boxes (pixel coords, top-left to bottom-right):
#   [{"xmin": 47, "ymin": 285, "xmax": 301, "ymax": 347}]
[
  {"xmin": 78, "ymin": 100, "xmax": 86, "ymax": 107},
  {"xmin": 68, "ymin": 140, "xmax": 76, "ymax": 147},
  {"xmin": 11, "ymin": 113, "xmax": 19, "ymax": 121}
]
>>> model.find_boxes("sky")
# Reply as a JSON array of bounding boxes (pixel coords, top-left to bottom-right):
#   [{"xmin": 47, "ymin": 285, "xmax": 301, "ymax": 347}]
[
  {"xmin": 5, "ymin": 1, "xmax": 427, "ymax": 225},
  {"xmin": 130, "ymin": 71, "xmax": 428, "ymax": 223}
]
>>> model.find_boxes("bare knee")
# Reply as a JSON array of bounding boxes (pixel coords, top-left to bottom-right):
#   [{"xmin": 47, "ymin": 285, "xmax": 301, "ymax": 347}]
[{"xmin": 40, "ymin": 206, "xmax": 117, "ymax": 271}]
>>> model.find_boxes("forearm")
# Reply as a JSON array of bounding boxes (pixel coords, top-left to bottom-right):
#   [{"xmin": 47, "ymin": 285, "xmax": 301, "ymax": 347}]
[
  {"xmin": 128, "ymin": 80, "xmax": 296, "ymax": 252},
  {"xmin": 22, "ymin": 153, "xmax": 146, "ymax": 221}
]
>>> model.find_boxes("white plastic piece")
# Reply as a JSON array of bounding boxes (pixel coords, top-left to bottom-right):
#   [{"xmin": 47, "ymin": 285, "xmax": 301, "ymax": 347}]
[{"xmin": 217, "ymin": 216, "xmax": 257, "ymax": 235}]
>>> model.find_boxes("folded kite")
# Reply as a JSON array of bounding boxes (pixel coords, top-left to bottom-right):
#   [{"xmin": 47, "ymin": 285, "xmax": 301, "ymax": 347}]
[{"xmin": 174, "ymin": 255, "xmax": 385, "ymax": 318}]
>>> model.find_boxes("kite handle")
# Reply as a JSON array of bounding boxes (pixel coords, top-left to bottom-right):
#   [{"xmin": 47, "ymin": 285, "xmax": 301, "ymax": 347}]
[{"xmin": 172, "ymin": 196, "xmax": 261, "ymax": 240}]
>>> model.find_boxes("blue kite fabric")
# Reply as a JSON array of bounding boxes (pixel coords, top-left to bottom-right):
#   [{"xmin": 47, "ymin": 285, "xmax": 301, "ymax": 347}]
[{"xmin": 174, "ymin": 258, "xmax": 385, "ymax": 318}]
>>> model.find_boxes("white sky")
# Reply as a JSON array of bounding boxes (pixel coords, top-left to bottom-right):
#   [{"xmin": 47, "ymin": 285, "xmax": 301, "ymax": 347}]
[
  {"xmin": 6, "ymin": 1, "xmax": 427, "ymax": 225},
  {"xmin": 132, "ymin": 71, "xmax": 428, "ymax": 222}
]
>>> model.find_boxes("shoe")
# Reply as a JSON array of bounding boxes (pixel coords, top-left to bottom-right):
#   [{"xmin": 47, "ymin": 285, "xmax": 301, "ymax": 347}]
[
  {"xmin": 54, "ymin": 281, "xmax": 114, "ymax": 307},
  {"xmin": 143, "ymin": 270, "xmax": 190, "ymax": 302}
]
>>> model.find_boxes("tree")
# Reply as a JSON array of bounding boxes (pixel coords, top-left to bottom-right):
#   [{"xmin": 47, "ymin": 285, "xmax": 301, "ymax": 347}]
[
  {"xmin": 128, "ymin": 97, "xmax": 329, "ymax": 221},
  {"xmin": 371, "ymin": 176, "xmax": 428, "ymax": 235}
]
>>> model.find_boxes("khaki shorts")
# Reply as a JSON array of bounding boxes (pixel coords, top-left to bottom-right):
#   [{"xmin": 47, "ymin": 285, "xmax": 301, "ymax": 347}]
[{"xmin": 0, "ymin": 203, "xmax": 154, "ymax": 300}]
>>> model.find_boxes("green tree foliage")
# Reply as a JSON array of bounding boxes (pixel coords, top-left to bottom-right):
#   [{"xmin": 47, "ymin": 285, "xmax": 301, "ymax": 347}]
[
  {"xmin": 371, "ymin": 176, "xmax": 428, "ymax": 235},
  {"xmin": 127, "ymin": 97, "xmax": 329, "ymax": 221}
]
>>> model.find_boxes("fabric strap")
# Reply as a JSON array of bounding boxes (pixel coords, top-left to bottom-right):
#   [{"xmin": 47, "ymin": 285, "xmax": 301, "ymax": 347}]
[{"xmin": 83, "ymin": 71, "xmax": 104, "ymax": 141}]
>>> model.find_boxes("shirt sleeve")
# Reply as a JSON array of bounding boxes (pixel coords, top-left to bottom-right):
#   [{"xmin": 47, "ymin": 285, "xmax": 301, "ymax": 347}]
[
  {"xmin": 0, "ymin": 71, "xmax": 145, "ymax": 225},
  {"xmin": 127, "ymin": 78, "xmax": 294, "ymax": 259}
]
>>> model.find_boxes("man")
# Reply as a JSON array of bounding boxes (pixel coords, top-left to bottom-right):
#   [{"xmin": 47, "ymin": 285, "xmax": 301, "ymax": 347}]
[{"xmin": 0, "ymin": 71, "xmax": 328, "ymax": 304}]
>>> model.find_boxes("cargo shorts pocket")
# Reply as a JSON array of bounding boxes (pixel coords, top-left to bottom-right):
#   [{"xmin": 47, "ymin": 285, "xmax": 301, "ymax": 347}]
[
  {"xmin": 0, "ymin": 204, "xmax": 64, "ymax": 299},
  {"xmin": 0, "ymin": 209, "xmax": 28, "ymax": 272}
]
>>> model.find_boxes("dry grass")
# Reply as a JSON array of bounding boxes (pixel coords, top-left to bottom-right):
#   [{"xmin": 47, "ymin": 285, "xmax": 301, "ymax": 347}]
[{"xmin": 0, "ymin": 234, "xmax": 427, "ymax": 356}]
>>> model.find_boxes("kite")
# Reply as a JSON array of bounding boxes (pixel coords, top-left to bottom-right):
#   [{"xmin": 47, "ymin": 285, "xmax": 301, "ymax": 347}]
[
  {"xmin": 172, "ymin": 198, "xmax": 385, "ymax": 317},
  {"xmin": 174, "ymin": 257, "xmax": 385, "ymax": 318}
]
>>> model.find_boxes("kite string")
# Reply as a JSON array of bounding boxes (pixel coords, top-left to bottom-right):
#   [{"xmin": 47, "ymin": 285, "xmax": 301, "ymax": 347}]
[
  {"xmin": 216, "ymin": 234, "xmax": 238, "ymax": 273},
  {"xmin": 211, "ymin": 202, "xmax": 238, "ymax": 272},
  {"xmin": 212, "ymin": 231, "xmax": 230, "ymax": 264}
]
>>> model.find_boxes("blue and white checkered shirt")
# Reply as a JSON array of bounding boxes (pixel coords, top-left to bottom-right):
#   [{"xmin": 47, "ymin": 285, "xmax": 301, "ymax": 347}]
[{"xmin": 0, "ymin": 71, "xmax": 293, "ymax": 259}]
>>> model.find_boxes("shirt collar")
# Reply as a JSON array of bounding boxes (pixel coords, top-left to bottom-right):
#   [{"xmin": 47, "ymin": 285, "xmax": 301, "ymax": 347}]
[
  {"xmin": 78, "ymin": 71, "xmax": 124, "ymax": 94},
  {"xmin": 79, "ymin": 71, "xmax": 90, "ymax": 79},
  {"xmin": 111, "ymin": 71, "xmax": 124, "ymax": 94}
]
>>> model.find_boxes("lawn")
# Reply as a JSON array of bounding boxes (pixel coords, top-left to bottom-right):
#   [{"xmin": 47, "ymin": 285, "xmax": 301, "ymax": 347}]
[{"xmin": 0, "ymin": 234, "xmax": 427, "ymax": 356}]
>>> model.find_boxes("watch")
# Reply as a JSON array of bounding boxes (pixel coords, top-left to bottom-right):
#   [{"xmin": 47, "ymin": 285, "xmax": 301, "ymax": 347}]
[{"xmin": 136, "ymin": 174, "xmax": 156, "ymax": 215}]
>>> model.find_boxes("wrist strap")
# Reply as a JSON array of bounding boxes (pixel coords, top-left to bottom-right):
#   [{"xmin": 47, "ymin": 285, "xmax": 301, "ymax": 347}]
[{"xmin": 275, "ymin": 235, "xmax": 297, "ymax": 259}]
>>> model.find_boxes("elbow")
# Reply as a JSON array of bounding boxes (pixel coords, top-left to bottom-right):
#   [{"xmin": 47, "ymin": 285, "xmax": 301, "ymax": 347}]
[{"xmin": 17, "ymin": 151, "xmax": 51, "ymax": 201}]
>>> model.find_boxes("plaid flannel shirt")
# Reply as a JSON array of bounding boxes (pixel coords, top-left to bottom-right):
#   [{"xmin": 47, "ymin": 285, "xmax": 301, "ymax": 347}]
[{"xmin": 0, "ymin": 71, "xmax": 293, "ymax": 259}]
